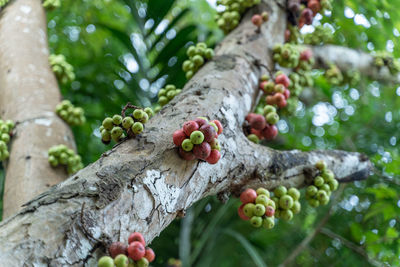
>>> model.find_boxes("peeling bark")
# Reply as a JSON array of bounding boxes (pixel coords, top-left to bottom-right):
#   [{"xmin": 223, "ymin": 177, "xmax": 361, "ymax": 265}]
[
  {"xmin": 0, "ymin": 0, "xmax": 76, "ymax": 218},
  {"xmin": 0, "ymin": 0, "xmax": 372, "ymax": 266},
  {"xmin": 311, "ymin": 44, "xmax": 400, "ymax": 84}
]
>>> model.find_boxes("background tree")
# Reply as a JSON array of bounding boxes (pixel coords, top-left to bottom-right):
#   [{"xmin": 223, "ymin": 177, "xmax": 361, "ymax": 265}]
[{"xmin": 0, "ymin": 0, "xmax": 399, "ymax": 266}]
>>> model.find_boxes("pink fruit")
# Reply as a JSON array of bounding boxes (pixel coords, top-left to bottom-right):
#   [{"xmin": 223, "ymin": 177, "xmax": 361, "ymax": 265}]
[
  {"xmin": 193, "ymin": 142, "xmax": 211, "ymax": 160},
  {"xmin": 261, "ymin": 124, "xmax": 278, "ymax": 140},
  {"xmin": 128, "ymin": 232, "xmax": 145, "ymax": 246},
  {"xmin": 308, "ymin": 0, "xmax": 321, "ymax": 14},
  {"xmin": 211, "ymin": 120, "xmax": 223, "ymax": 135},
  {"xmin": 199, "ymin": 124, "xmax": 216, "ymax": 142},
  {"xmin": 179, "ymin": 147, "xmax": 196, "ymax": 161},
  {"xmin": 173, "ymin": 129, "xmax": 187, "ymax": 146},
  {"xmin": 250, "ymin": 128, "xmax": 264, "ymax": 140},
  {"xmin": 206, "ymin": 149, "xmax": 221, "ymax": 164},
  {"xmin": 245, "ymin": 113, "xmax": 257, "ymax": 122},
  {"xmin": 283, "ymin": 89, "xmax": 290, "ymax": 99},
  {"xmin": 182, "ymin": 121, "xmax": 199, "ymax": 136},
  {"xmin": 301, "ymin": 8, "xmax": 313, "ymax": 25},
  {"xmin": 265, "ymin": 206, "xmax": 275, "ymax": 217},
  {"xmin": 300, "ymin": 49, "xmax": 312, "ymax": 61},
  {"xmin": 277, "ymin": 98, "xmax": 287, "ymax": 108},
  {"xmin": 109, "ymin": 242, "xmax": 128, "ymax": 258},
  {"xmin": 259, "ymin": 81, "xmax": 268, "ymax": 91},
  {"xmin": 249, "ymin": 114, "xmax": 266, "ymax": 130},
  {"xmin": 266, "ymin": 95, "xmax": 276, "ymax": 105},
  {"xmin": 240, "ymin": 188, "xmax": 257, "ymax": 204},
  {"xmin": 127, "ymin": 241, "xmax": 145, "ymax": 261},
  {"xmin": 144, "ymin": 248, "xmax": 155, "ymax": 263},
  {"xmin": 194, "ymin": 118, "xmax": 208, "ymax": 127},
  {"xmin": 238, "ymin": 204, "xmax": 250, "ymax": 221},
  {"xmin": 275, "ymin": 74, "xmax": 290, "ymax": 88},
  {"xmin": 251, "ymin": 14, "xmax": 263, "ymax": 27}
]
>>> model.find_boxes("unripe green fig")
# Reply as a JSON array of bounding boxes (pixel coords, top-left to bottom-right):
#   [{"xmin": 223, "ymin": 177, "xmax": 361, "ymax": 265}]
[
  {"xmin": 280, "ymin": 209, "xmax": 293, "ymax": 221},
  {"xmin": 139, "ymin": 112, "xmax": 149, "ymax": 123},
  {"xmin": 320, "ymin": 184, "xmax": 331, "ymax": 193},
  {"xmin": 247, "ymin": 134, "xmax": 259, "ymax": 144},
  {"xmin": 1, "ymin": 133, "xmax": 10, "ymax": 143},
  {"xmin": 274, "ymin": 185, "xmax": 287, "ymax": 197},
  {"xmin": 113, "ymin": 115, "xmax": 123, "ymax": 125},
  {"xmin": 255, "ymin": 194, "xmax": 269, "ymax": 206},
  {"xmin": 192, "ymin": 55, "xmax": 204, "ymax": 67},
  {"xmin": 256, "ymin": 187, "xmax": 270, "ymax": 197},
  {"xmin": 250, "ymin": 216, "xmax": 262, "ymax": 228},
  {"xmin": 288, "ymin": 188, "xmax": 300, "ymax": 201},
  {"xmin": 97, "ymin": 256, "xmax": 114, "ymax": 267},
  {"xmin": 306, "ymin": 185, "xmax": 318, "ymax": 197},
  {"xmin": 190, "ymin": 131, "xmax": 205, "ymax": 145},
  {"xmin": 266, "ymin": 112, "xmax": 279, "ymax": 125},
  {"xmin": 181, "ymin": 139, "xmax": 194, "ymax": 152},
  {"xmin": 144, "ymin": 107, "xmax": 154, "ymax": 117},
  {"xmin": 254, "ymin": 204, "xmax": 266, "ymax": 216},
  {"xmin": 314, "ymin": 176, "xmax": 324, "ymax": 187},
  {"xmin": 279, "ymin": 195, "xmax": 294, "ymax": 210},
  {"xmin": 111, "ymin": 126, "xmax": 123, "ymax": 141},
  {"xmin": 122, "ymin": 117, "xmax": 134, "ymax": 130},
  {"xmin": 133, "ymin": 109, "xmax": 144, "ymax": 120},
  {"xmin": 322, "ymin": 169, "xmax": 335, "ymax": 181},
  {"xmin": 243, "ymin": 203, "xmax": 255, "ymax": 218},
  {"xmin": 136, "ymin": 257, "xmax": 149, "ymax": 267},
  {"xmin": 102, "ymin": 117, "xmax": 114, "ymax": 130},
  {"xmin": 131, "ymin": 122, "xmax": 144, "ymax": 135},
  {"xmin": 114, "ymin": 254, "xmax": 129, "ymax": 267},
  {"xmin": 262, "ymin": 217, "xmax": 275, "ymax": 229},
  {"xmin": 291, "ymin": 201, "xmax": 301, "ymax": 214},
  {"xmin": 315, "ymin": 160, "xmax": 327, "ymax": 170},
  {"xmin": 328, "ymin": 179, "xmax": 339, "ymax": 191}
]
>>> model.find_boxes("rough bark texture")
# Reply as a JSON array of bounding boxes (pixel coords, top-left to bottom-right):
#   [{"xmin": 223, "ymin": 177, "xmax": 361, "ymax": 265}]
[
  {"xmin": 0, "ymin": 0, "xmax": 76, "ymax": 218},
  {"xmin": 0, "ymin": 0, "xmax": 372, "ymax": 266},
  {"xmin": 312, "ymin": 44, "xmax": 400, "ymax": 84}
]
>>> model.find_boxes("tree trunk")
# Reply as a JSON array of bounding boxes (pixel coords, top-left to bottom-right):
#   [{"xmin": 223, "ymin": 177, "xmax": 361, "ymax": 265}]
[
  {"xmin": 0, "ymin": 0, "xmax": 76, "ymax": 218},
  {"xmin": 0, "ymin": 0, "xmax": 372, "ymax": 266}
]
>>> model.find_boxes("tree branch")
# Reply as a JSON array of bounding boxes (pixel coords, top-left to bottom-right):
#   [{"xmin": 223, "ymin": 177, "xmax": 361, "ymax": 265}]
[
  {"xmin": 311, "ymin": 44, "xmax": 400, "ymax": 84},
  {"xmin": 0, "ymin": 0, "xmax": 372, "ymax": 265}
]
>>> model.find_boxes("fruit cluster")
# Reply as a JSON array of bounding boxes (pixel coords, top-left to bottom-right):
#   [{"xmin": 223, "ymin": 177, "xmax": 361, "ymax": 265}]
[
  {"xmin": 48, "ymin": 144, "xmax": 83, "ymax": 174},
  {"xmin": 100, "ymin": 105, "xmax": 153, "ymax": 144},
  {"xmin": 182, "ymin": 43, "xmax": 214, "ymax": 80},
  {"xmin": 288, "ymin": 0, "xmax": 332, "ymax": 29},
  {"xmin": 49, "ymin": 54, "xmax": 75, "ymax": 84},
  {"xmin": 306, "ymin": 160, "xmax": 339, "ymax": 207},
  {"xmin": 272, "ymin": 186, "xmax": 301, "ymax": 221},
  {"xmin": 238, "ymin": 188, "xmax": 276, "ymax": 229},
  {"xmin": 173, "ymin": 118, "xmax": 223, "ymax": 164},
  {"xmin": 98, "ymin": 232, "xmax": 155, "ymax": 267},
  {"xmin": 245, "ymin": 110, "xmax": 278, "ymax": 144},
  {"xmin": 155, "ymin": 84, "xmax": 182, "ymax": 112},
  {"xmin": 273, "ymin": 44, "xmax": 301, "ymax": 68},
  {"xmin": 0, "ymin": 119, "xmax": 15, "ymax": 161},
  {"xmin": 43, "ymin": 0, "xmax": 61, "ymax": 9},
  {"xmin": 56, "ymin": 100, "xmax": 86, "ymax": 126},
  {"xmin": 374, "ymin": 51, "xmax": 400, "ymax": 74},
  {"xmin": 215, "ymin": 0, "xmax": 260, "ymax": 33},
  {"xmin": 251, "ymin": 12, "xmax": 269, "ymax": 31},
  {"xmin": 324, "ymin": 64, "xmax": 343, "ymax": 86},
  {"xmin": 303, "ymin": 25, "xmax": 334, "ymax": 45}
]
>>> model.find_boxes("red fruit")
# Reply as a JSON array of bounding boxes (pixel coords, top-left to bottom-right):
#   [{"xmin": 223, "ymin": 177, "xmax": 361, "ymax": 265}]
[
  {"xmin": 308, "ymin": 0, "xmax": 321, "ymax": 14},
  {"xmin": 259, "ymin": 81, "xmax": 268, "ymax": 91},
  {"xmin": 193, "ymin": 142, "xmax": 211, "ymax": 160},
  {"xmin": 109, "ymin": 242, "xmax": 128, "ymax": 258},
  {"xmin": 200, "ymin": 124, "xmax": 216, "ymax": 142},
  {"xmin": 265, "ymin": 206, "xmax": 275, "ymax": 217},
  {"xmin": 275, "ymin": 74, "xmax": 290, "ymax": 88},
  {"xmin": 173, "ymin": 129, "xmax": 187, "ymax": 146},
  {"xmin": 179, "ymin": 147, "xmax": 196, "ymax": 161},
  {"xmin": 277, "ymin": 98, "xmax": 287, "ymax": 108},
  {"xmin": 266, "ymin": 95, "xmax": 275, "ymax": 105},
  {"xmin": 249, "ymin": 114, "xmax": 266, "ymax": 130},
  {"xmin": 205, "ymin": 149, "xmax": 221, "ymax": 164},
  {"xmin": 144, "ymin": 248, "xmax": 156, "ymax": 263},
  {"xmin": 274, "ymin": 93, "xmax": 286, "ymax": 104},
  {"xmin": 250, "ymin": 128, "xmax": 264, "ymax": 140},
  {"xmin": 283, "ymin": 89, "xmax": 290, "ymax": 99},
  {"xmin": 238, "ymin": 204, "xmax": 250, "ymax": 220},
  {"xmin": 127, "ymin": 241, "xmax": 145, "ymax": 261},
  {"xmin": 301, "ymin": 8, "xmax": 313, "ymax": 25},
  {"xmin": 194, "ymin": 118, "xmax": 208, "ymax": 127},
  {"xmin": 182, "ymin": 121, "xmax": 199, "ymax": 136},
  {"xmin": 240, "ymin": 188, "xmax": 257, "ymax": 204},
  {"xmin": 128, "ymin": 232, "xmax": 145, "ymax": 246},
  {"xmin": 300, "ymin": 49, "xmax": 313, "ymax": 61},
  {"xmin": 251, "ymin": 14, "xmax": 263, "ymax": 27},
  {"xmin": 285, "ymin": 29, "xmax": 291, "ymax": 42},
  {"xmin": 211, "ymin": 120, "xmax": 223, "ymax": 135},
  {"xmin": 261, "ymin": 124, "xmax": 278, "ymax": 140},
  {"xmin": 245, "ymin": 113, "xmax": 257, "ymax": 122}
]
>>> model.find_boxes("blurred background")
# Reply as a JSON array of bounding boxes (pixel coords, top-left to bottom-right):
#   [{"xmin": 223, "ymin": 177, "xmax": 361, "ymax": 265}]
[{"xmin": 1, "ymin": 0, "xmax": 400, "ymax": 266}]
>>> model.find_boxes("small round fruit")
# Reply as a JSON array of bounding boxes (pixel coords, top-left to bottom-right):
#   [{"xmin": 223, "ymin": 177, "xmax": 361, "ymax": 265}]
[
  {"xmin": 102, "ymin": 117, "xmax": 114, "ymax": 130},
  {"xmin": 266, "ymin": 199, "xmax": 276, "ymax": 209},
  {"xmin": 109, "ymin": 242, "xmax": 128, "ymax": 258},
  {"xmin": 194, "ymin": 117, "xmax": 208, "ymax": 127},
  {"xmin": 251, "ymin": 14, "xmax": 263, "ymax": 27},
  {"xmin": 279, "ymin": 195, "xmax": 294, "ymax": 210},
  {"xmin": 328, "ymin": 179, "xmax": 339, "ymax": 191},
  {"xmin": 309, "ymin": 199, "xmax": 320, "ymax": 207},
  {"xmin": 256, "ymin": 187, "xmax": 270, "ymax": 197},
  {"xmin": 306, "ymin": 185, "xmax": 318, "ymax": 197},
  {"xmin": 113, "ymin": 115, "xmax": 123, "ymax": 125},
  {"xmin": 262, "ymin": 217, "xmax": 275, "ymax": 229},
  {"xmin": 193, "ymin": 142, "xmax": 211, "ymax": 160},
  {"xmin": 210, "ymin": 120, "xmax": 223, "ymax": 135},
  {"xmin": 255, "ymin": 194, "xmax": 269, "ymax": 206},
  {"xmin": 131, "ymin": 122, "xmax": 144, "ymax": 135},
  {"xmin": 114, "ymin": 254, "xmax": 129, "ymax": 267},
  {"xmin": 133, "ymin": 109, "xmax": 144, "ymax": 120},
  {"xmin": 254, "ymin": 204, "xmax": 266, "ymax": 216},
  {"xmin": 127, "ymin": 241, "xmax": 145, "ymax": 261},
  {"xmin": 315, "ymin": 160, "xmax": 327, "ymax": 170},
  {"xmin": 275, "ymin": 73, "xmax": 290, "ymax": 87},
  {"xmin": 190, "ymin": 131, "xmax": 205, "ymax": 145},
  {"xmin": 274, "ymin": 185, "xmax": 287, "ymax": 197},
  {"xmin": 261, "ymin": 124, "xmax": 278, "ymax": 140},
  {"xmin": 243, "ymin": 203, "xmax": 255, "ymax": 218},
  {"xmin": 181, "ymin": 139, "xmax": 194, "ymax": 152},
  {"xmin": 320, "ymin": 184, "xmax": 331, "ymax": 193},
  {"xmin": 291, "ymin": 201, "xmax": 301, "ymax": 214},
  {"xmin": 249, "ymin": 114, "xmax": 266, "ymax": 130},
  {"xmin": 183, "ymin": 121, "xmax": 199, "ymax": 136},
  {"xmin": 192, "ymin": 55, "xmax": 204, "ymax": 67},
  {"xmin": 144, "ymin": 248, "xmax": 155, "ymax": 263},
  {"xmin": 247, "ymin": 134, "xmax": 260, "ymax": 144},
  {"xmin": 280, "ymin": 209, "xmax": 293, "ymax": 221},
  {"xmin": 98, "ymin": 256, "xmax": 114, "ymax": 267},
  {"xmin": 178, "ymin": 147, "xmax": 196, "ymax": 161},
  {"xmin": 128, "ymin": 232, "xmax": 146, "ymax": 246},
  {"xmin": 122, "ymin": 117, "xmax": 134, "ymax": 130},
  {"xmin": 314, "ymin": 176, "xmax": 324, "ymax": 187},
  {"xmin": 322, "ymin": 169, "xmax": 335, "ymax": 181},
  {"xmin": 265, "ymin": 206, "xmax": 275, "ymax": 217},
  {"xmin": 250, "ymin": 216, "xmax": 262, "ymax": 228},
  {"xmin": 238, "ymin": 204, "xmax": 250, "ymax": 221},
  {"xmin": 205, "ymin": 149, "xmax": 221, "ymax": 164},
  {"xmin": 240, "ymin": 188, "xmax": 257, "ymax": 204},
  {"xmin": 144, "ymin": 107, "xmax": 154, "ymax": 117},
  {"xmin": 173, "ymin": 129, "xmax": 187, "ymax": 147},
  {"xmin": 199, "ymin": 124, "xmax": 216, "ymax": 142},
  {"xmin": 136, "ymin": 257, "xmax": 149, "ymax": 267},
  {"xmin": 266, "ymin": 112, "xmax": 279, "ymax": 125},
  {"xmin": 287, "ymin": 188, "xmax": 300, "ymax": 201}
]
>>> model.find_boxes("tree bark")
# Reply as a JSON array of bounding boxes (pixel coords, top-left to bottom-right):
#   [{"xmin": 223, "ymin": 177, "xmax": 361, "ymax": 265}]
[
  {"xmin": 0, "ymin": 0, "xmax": 76, "ymax": 218},
  {"xmin": 0, "ymin": 0, "xmax": 372, "ymax": 266}
]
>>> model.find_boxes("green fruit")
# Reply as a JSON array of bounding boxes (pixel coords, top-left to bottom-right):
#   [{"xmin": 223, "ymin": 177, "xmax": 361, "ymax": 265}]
[
  {"xmin": 190, "ymin": 131, "xmax": 204, "ymax": 145},
  {"xmin": 102, "ymin": 117, "xmax": 113, "ymax": 130},
  {"xmin": 165, "ymin": 84, "xmax": 176, "ymax": 91},
  {"xmin": 255, "ymin": 195, "xmax": 269, "ymax": 206},
  {"xmin": 144, "ymin": 107, "xmax": 154, "ymax": 117},
  {"xmin": 274, "ymin": 185, "xmax": 287, "ymax": 197},
  {"xmin": 131, "ymin": 122, "xmax": 144, "ymax": 135},
  {"xmin": 306, "ymin": 185, "xmax": 318, "ymax": 197},
  {"xmin": 98, "ymin": 256, "xmax": 114, "ymax": 267},
  {"xmin": 133, "ymin": 109, "xmax": 144, "ymax": 120},
  {"xmin": 250, "ymin": 216, "xmax": 262, "ymax": 228},
  {"xmin": 122, "ymin": 117, "xmax": 134, "ymax": 130},
  {"xmin": 287, "ymin": 188, "xmax": 300, "ymax": 201},
  {"xmin": 256, "ymin": 188, "xmax": 270, "ymax": 197},
  {"xmin": 266, "ymin": 112, "xmax": 279, "ymax": 125},
  {"xmin": 48, "ymin": 155, "xmax": 58, "ymax": 167},
  {"xmin": 274, "ymin": 208, "xmax": 281, "ymax": 218},
  {"xmin": 204, "ymin": 48, "xmax": 214, "ymax": 59},
  {"xmin": 111, "ymin": 126, "xmax": 123, "ymax": 141},
  {"xmin": 266, "ymin": 199, "xmax": 276, "ymax": 209},
  {"xmin": 314, "ymin": 176, "xmax": 324, "ymax": 187},
  {"xmin": 192, "ymin": 55, "xmax": 204, "ymax": 67},
  {"xmin": 187, "ymin": 46, "xmax": 196, "ymax": 57},
  {"xmin": 59, "ymin": 152, "xmax": 68, "ymax": 164},
  {"xmin": 247, "ymin": 134, "xmax": 259, "ymax": 144},
  {"xmin": 209, "ymin": 122, "xmax": 219, "ymax": 133},
  {"xmin": 1, "ymin": 133, "xmax": 10, "ymax": 143},
  {"xmin": 181, "ymin": 139, "xmax": 194, "ymax": 152},
  {"xmin": 309, "ymin": 199, "xmax": 320, "ymax": 207},
  {"xmin": 315, "ymin": 160, "xmax": 327, "ymax": 170},
  {"xmin": 186, "ymin": 71, "xmax": 194, "ymax": 80},
  {"xmin": 262, "ymin": 217, "xmax": 275, "ymax": 229},
  {"xmin": 114, "ymin": 254, "xmax": 129, "ymax": 267},
  {"xmin": 279, "ymin": 195, "xmax": 294, "ymax": 210},
  {"xmin": 254, "ymin": 204, "xmax": 266, "ymax": 216},
  {"xmin": 328, "ymin": 179, "xmax": 339, "ymax": 191},
  {"xmin": 263, "ymin": 105, "xmax": 276, "ymax": 115},
  {"xmin": 136, "ymin": 257, "xmax": 149, "ymax": 267},
  {"xmin": 280, "ymin": 209, "xmax": 293, "ymax": 221},
  {"xmin": 112, "ymin": 115, "xmax": 123, "ymax": 125},
  {"xmin": 166, "ymin": 90, "xmax": 175, "ymax": 100},
  {"xmin": 182, "ymin": 60, "xmax": 192, "ymax": 72},
  {"xmin": 139, "ymin": 112, "xmax": 149, "ymax": 123},
  {"xmin": 243, "ymin": 203, "xmax": 255, "ymax": 218},
  {"xmin": 291, "ymin": 201, "xmax": 301, "ymax": 214},
  {"xmin": 5, "ymin": 120, "xmax": 14, "ymax": 129},
  {"xmin": 320, "ymin": 184, "xmax": 331, "ymax": 193},
  {"xmin": 322, "ymin": 169, "xmax": 335, "ymax": 181},
  {"xmin": 158, "ymin": 89, "xmax": 166, "ymax": 98},
  {"xmin": 320, "ymin": 194, "xmax": 330, "ymax": 205}
]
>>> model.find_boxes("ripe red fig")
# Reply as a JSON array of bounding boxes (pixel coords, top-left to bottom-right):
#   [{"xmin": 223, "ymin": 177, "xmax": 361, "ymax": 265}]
[
  {"xmin": 182, "ymin": 121, "xmax": 199, "ymax": 136},
  {"xmin": 249, "ymin": 114, "xmax": 266, "ymax": 130},
  {"xmin": 206, "ymin": 149, "xmax": 221, "ymax": 164},
  {"xmin": 179, "ymin": 147, "xmax": 196, "ymax": 161},
  {"xmin": 194, "ymin": 117, "xmax": 208, "ymax": 127},
  {"xmin": 250, "ymin": 128, "xmax": 264, "ymax": 140},
  {"xmin": 300, "ymin": 49, "xmax": 313, "ymax": 61},
  {"xmin": 127, "ymin": 241, "xmax": 145, "ymax": 261},
  {"xmin": 109, "ymin": 242, "xmax": 128, "ymax": 258},
  {"xmin": 262, "ymin": 124, "xmax": 278, "ymax": 140},
  {"xmin": 301, "ymin": 8, "xmax": 313, "ymax": 25},
  {"xmin": 266, "ymin": 95, "xmax": 276, "ymax": 105},
  {"xmin": 128, "ymin": 232, "xmax": 145, "ymax": 246},
  {"xmin": 251, "ymin": 14, "xmax": 263, "ymax": 27},
  {"xmin": 193, "ymin": 142, "xmax": 211, "ymax": 160},
  {"xmin": 238, "ymin": 204, "xmax": 250, "ymax": 221},
  {"xmin": 259, "ymin": 81, "xmax": 268, "ymax": 90},
  {"xmin": 308, "ymin": 0, "xmax": 321, "ymax": 14},
  {"xmin": 173, "ymin": 129, "xmax": 187, "ymax": 146},
  {"xmin": 245, "ymin": 113, "xmax": 257, "ymax": 122},
  {"xmin": 240, "ymin": 188, "xmax": 257, "ymax": 204},
  {"xmin": 275, "ymin": 73, "xmax": 290, "ymax": 88},
  {"xmin": 199, "ymin": 124, "xmax": 216, "ymax": 142},
  {"xmin": 211, "ymin": 120, "xmax": 223, "ymax": 135},
  {"xmin": 144, "ymin": 248, "xmax": 156, "ymax": 263},
  {"xmin": 283, "ymin": 89, "xmax": 290, "ymax": 100}
]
